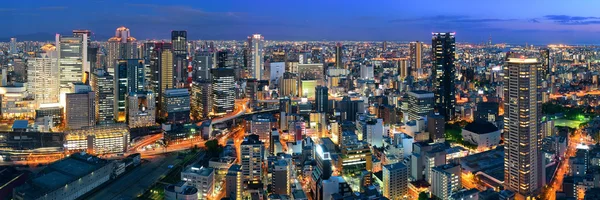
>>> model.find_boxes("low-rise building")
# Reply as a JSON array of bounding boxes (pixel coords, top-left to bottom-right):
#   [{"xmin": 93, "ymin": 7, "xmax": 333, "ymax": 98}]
[
  {"xmin": 181, "ymin": 165, "xmax": 214, "ymax": 200},
  {"xmin": 64, "ymin": 124, "xmax": 130, "ymax": 154},
  {"xmin": 461, "ymin": 120, "xmax": 501, "ymax": 150}
]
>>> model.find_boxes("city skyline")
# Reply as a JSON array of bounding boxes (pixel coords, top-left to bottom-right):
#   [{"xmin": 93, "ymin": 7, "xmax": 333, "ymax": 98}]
[{"xmin": 4, "ymin": 0, "xmax": 600, "ymax": 44}]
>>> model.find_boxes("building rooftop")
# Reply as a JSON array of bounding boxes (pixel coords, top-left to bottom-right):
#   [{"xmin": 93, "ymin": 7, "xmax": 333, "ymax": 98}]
[
  {"xmin": 12, "ymin": 120, "xmax": 28, "ymax": 130},
  {"xmin": 464, "ymin": 120, "xmax": 498, "ymax": 134}
]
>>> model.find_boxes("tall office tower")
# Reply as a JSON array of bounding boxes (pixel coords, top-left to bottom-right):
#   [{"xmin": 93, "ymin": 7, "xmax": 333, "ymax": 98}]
[
  {"xmin": 164, "ymin": 88, "xmax": 191, "ymax": 124},
  {"xmin": 335, "ymin": 43, "xmax": 343, "ymax": 69},
  {"xmin": 382, "ymin": 162, "xmax": 408, "ymax": 199},
  {"xmin": 9, "ymin": 38, "xmax": 17, "ymax": 54},
  {"xmin": 159, "ymin": 49, "xmax": 174, "ymax": 117},
  {"xmin": 247, "ymin": 34, "xmax": 264, "ymax": 79},
  {"xmin": 191, "ymin": 81, "xmax": 212, "ymax": 120},
  {"xmin": 360, "ymin": 65, "xmax": 374, "ymax": 80},
  {"xmin": 226, "ymin": 164, "xmax": 243, "ymax": 200},
  {"xmin": 241, "ymin": 134, "xmax": 264, "ymax": 184},
  {"xmin": 280, "ymin": 72, "xmax": 298, "ymax": 97},
  {"xmin": 27, "ymin": 52, "xmax": 59, "ymax": 107},
  {"xmin": 90, "ymin": 69, "xmax": 115, "ymax": 125},
  {"xmin": 409, "ymin": 41, "xmax": 422, "ymax": 78},
  {"xmin": 127, "ymin": 91, "xmax": 155, "ymax": 128},
  {"xmin": 114, "ymin": 59, "xmax": 145, "ymax": 122},
  {"xmin": 171, "ymin": 31, "xmax": 188, "ymax": 85},
  {"xmin": 503, "ymin": 57, "xmax": 542, "ymax": 198},
  {"xmin": 65, "ymin": 84, "xmax": 95, "ymax": 130},
  {"xmin": 272, "ymin": 159, "xmax": 292, "ymax": 195},
  {"xmin": 107, "ymin": 26, "xmax": 137, "ymax": 74},
  {"xmin": 88, "ymin": 47, "xmax": 99, "ymax": 71},
  {"xmin": 398, "ymin": 58, "xmax": 410, "ymax": 79},
  {"xmin": 216, "ymin": 50, "xmax": 229, "ymax": 68},
  {"xmin": 211, "ymin": 68, "xmax": 235, "ymax": 115},
  {"xmin": 432, "ymin": 32, "xmax": 456, "ymax": 121},
  {"xmin": 73, "ymin": 30, "xmax": 92, "ymax": 75},
  {"xmin": 431, "ymin": 163, "xmax": 461, "ymax": 200},
  {"xmin": 315, "ymin": 86, "xmax": 328, "ymax": 113},
  {"xmin": 406, "ymin": 90, "xmax": 435, "ymax": 120},
  {"xmin": 540, "ymin": 48, "xmax": 550, "ymax": 80},
  {"xmin": 193, "ymin": 51, "xmax": 213, "ymax": 81},
  {"xmin": 56, "ymin": 32, "xmax": 87, "ymax": 87}
]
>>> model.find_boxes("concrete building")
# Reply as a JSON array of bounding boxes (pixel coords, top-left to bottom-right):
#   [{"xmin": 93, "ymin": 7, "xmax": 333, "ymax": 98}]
[
  {"xmin": 64, "ymin": 124, "xmax": 130, "ymax": 154},
  {"xmin": 406, "ymin": 90, "xmax": 435, "ymax": 121},
  {"xmin": 165, "ymin": 181, "xmax": 199, "ymax": 200},
  {"xmin": 65, "ymin": 84, "xmax": 95, "ymax": 130},
  {"xmin": 432, "ymin": 32, "xmax": 456, "ymax": 121},
  {"xmin": 431, "ymin": 163, "xmax": 461, "ymax": 200},
  {"xmin": 191, "ymin": 81, "xmax": 212, "ymax": 120},
  {"xmin": 427, "ymin": 113, "xmax": 445, "ymax": 142},
  {"xmin": 56, "ymin": 32, "xmax": 87, "ymax": 87},
  {"xmin": 382, "ymin": 162, "xmax": 408, "ymax": 199},
  {"xmin": 461, "ymin": 121, "xmax": 501, "ymax": 150},
  {"xmin": 165, "ymin": 88, "xmax": 191, "ymax": 124},
  {"xmin": 127, "ymin": 91, "xmax": 155, "ymax": 128},
  {"xmin": 0, "ymin": 84, "xmax": 36, "ymax": 119},
  {"xmin": 247, "ymin": 34, "xmax": 264, "ymax": 80},
  {"xmin": 91, "ymin": 69, "xmax": 115, "ymax": 125},
  {"xmin": 27, "ymin": 53, "xmax": 60, "ymax": 107},
  {"xmin": 106, "ymin": 26, "xmax": 137, "ymax": 73},
  {"xmin": 13, "ymin": 152, "xmax": 114, "ymax": 200},
  {"xmin": 241, "ymin": 134, "xmax": 264, "ymax": 184},
  {"xmin": 280, "ymin": 72, "xmax": 298, "ymax": 97},
  {"xmin": 272, "ymin": 159, "xmax": 292, "ymax": 195},
  {"xmin": 211, "ymin": 68, "xmax": 235, "ymax": 115},
  {"xmin": 181, "ymin": 165, "xmax": 214, "ymax": 200},
  {"xmin": 225, "ymin": 164, "xmax": 243, "ymax": 200}
]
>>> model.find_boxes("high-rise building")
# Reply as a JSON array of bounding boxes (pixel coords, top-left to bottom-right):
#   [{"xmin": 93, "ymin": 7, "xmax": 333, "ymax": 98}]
[
  {"xmin": 211, "ymin": 68, "xmax": 235, "ymax": 115},
  {"xmin": 503, "ymin": 57, "xmax": 542, "ymax": 198},
  {"xmin": 406, "ymin": 90, "xmax": 435, "ymax": 120},
  {"xmin": 159, "ymin": 49, "xmax": 174, "ymax": 117},
  {"xmin": 409, "ymin": 41, "xmax": 422, "ymax": 78},
  {"xmin": 27, "ymin": 51, "xmax": 59, "ymax": 107},
  {"xmin": 431, "ymin": 163, "xmax": 461, "ymax": 200},
  {"xmin": 315, "ymin": 86, "xmax": 328, "ymax": 113},
  {"xmin": 56, "ymin": 33, "xmax": 87, "ymax": 87},
  {"xmin": 127, "ymin": 91, "xmax": 155, "ymax": 128},
  {"xmin": 191, "ymin": 81, "xmax": 213, "ymax": 120},
  {"xmin": 90, "ymin": 69, "xmax": 115, "ymax": 125},
  {"xmin": 241, "ymin": 134, "xmax": 264, "ymax": 184},
  {"xmin": 383, "ymin": 162, "xmax": 408, "ymax": 199},
  {"xmin": 73, "ymin": 29, "xmax": 93, "ymax": 75},
  {"xmin": 9, "ymin": 38, "xmax": 17, "ymax": 54},
  {"xmin": 398, "ymin": 58, "xmax": 410, "ymax": 80},
  {"xmin": 272, "ymin": 159, "xmax": 292, "ymax": 195},
  {"xmin": 65, "ymin": 84, "xmax": 95, "ymax": 130},
  {"xmin": 540, "ymin": 48, "xmax": 550, "ymax": 80},
  {"xmin": 193, "ymin": 51, "xmax": 213, "ymax": 81},
  {"xmin": 216, "ymin": 50, "xmax": 229, "ymax": 68},
  {"xmin": 114, "ymin": 59, "xmax": 145, "ymax": 122},
  {"xmin": 172, "ymin": 31, "xmax": 188, "ymax": 85},
  {"xmin": 225, "ymin": 164, "xmax": 243, "ymax": 200},
  {"xmin": 280, "ymin": 72, "xmax": 298, "ymax": 97},
  {"xmin": 432, "ymin": 32, "xmax": 456, "ymax": 121},
  {"xmin": 335, "ymin": 43, "xmax": 343, "ymax": 69},
  {"xmin": 107, "ymin": 27, "xmax": 137, "ymax": 74},
  {"xmin": 164, "ymin": 88, "xmax": 191, "ymax": 124},
  {"xmin": 247, "ymin": 34, "xmax": 264, "ymax": 79}
]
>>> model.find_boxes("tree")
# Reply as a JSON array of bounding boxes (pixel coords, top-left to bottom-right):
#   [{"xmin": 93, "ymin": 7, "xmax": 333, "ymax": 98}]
[
  {"xmin": 418, "ymin": 192, "xmax": 429, "ymax": 200},
  {"xmin": 205, "ymin": 139, "xmax": 223, "ymax": 156}
]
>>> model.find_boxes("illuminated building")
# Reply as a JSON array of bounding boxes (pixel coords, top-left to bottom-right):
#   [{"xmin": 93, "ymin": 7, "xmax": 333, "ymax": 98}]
[
  {"xmin": 90, "ymin": 69, "xmax": 115, "ymax": 125},
  {"xmin": 191, "ymin": 81, "xmax": 212, "ymax": 120},
  {"xmin": 272, "ymin": 159, "xmax": 292, "ymax": 195},
  {"xmin": 427, "ymin": 113, "xmax": 445, "ymax": 142},
  {"xmin": 336, "ymin": 96, "xmax": 363, "ymax": 122},
  {"xmin": 432, "ymin": 32, "xmax": 456, "ymax": 121},
  {"xmin": 211, "ymin": 68, "xmax": 235, "ymax": 115},
  {"xmin": 247, "ymin": 34, "xmax": 264, "ymax": 80},
  {"xmin": 56, "ymin": 32, "xmax": 87, "ymax": 87},
  {"xmin": 300, "ymin": 80, "xmax": 317, "ymax": 98},
  {"xmin": 193, "ymin": 51, "xmax": 213, "ymax": 81},
  {"xmin": 340, "ymin": 133, "xmax": 372, "ymax": 176},
  {"xmin": 298, "ymin": 64, "xmax": 324, "ymax": 85},
  {"xmin": 241, "ymin": 134, "xmax": 264, "ymax": 184},
  {"xmin": 398, "ymin": 58, "xmax": 410, "ymax": 80},
  {"xmin": 280, "ymin": 72, "xmax": 298, "ymax": 97},
  {"xmin": 503, "ymin": 57, "xmax": 542, "ymax": 198},
  {"xmin": 9, "ymin": 38, "xmax": 16, "ymax": 54},
  {"xmin": 225, "ymin": 164, "xmax": 243, "ymax": 200},
  {"xmin": 335, "ymin": 43, "xmax": 343, "ymax": 69},
  {"xmin": 249, "ymin": 114, "xmax": 276, "ymax": 142},
  {"xmin": 216, "ymin": 50, "xmax": 229, "ymax": 68},
  {"xmin": 181, "ymin": 165, "xmax": 214, "ymax": 200},
  {"xmin": 315, "ymin": 86, "xmax": 328, "ymax": 113},
  {"xmin": 360, "ymin": 65, "xmax": 374, "ymax": 80},
  {"xmin": 461, "ymin": 121, "xmax": 500, "ymax": 151},
  {"xmin": 159, "ymin": 48, "xmax": 174, "ymax": 116},
  {"xmin": 127, "ymin": 91, "xmax": 155, "ymax": 128},
  {"xmin": 383, "ymin": 162, "xmax": 408, "ymax": 199},
  {"xmin": 115, "ymin": 59, "xmax": 145, "ymax": 122},
  {"xmin": 431, "ymin": 163, "xmax": 461, "ymax": 200},
  {"xmin": 540, "ymin": 48, "xmax": 550, "ymax": 80},
  {"xmin": 64, "ymin": 124, "xmax": 130, "ymax": 154},
  {"xmin": 406, "ymin": 90, "xmax": 434, "ymax": 121},
  {"xmin": 65, "ymin": 84, "xmax": 95, "ymax": 130},
  {"xmin": 164, "ymin": 182, "xmax": 198, "ymax": 200},
  {"xmin": 172, "ymin": 31, "xmax": 188, "ymax": 85},
  {"xmin": 107, "ymin": 26, "xmax": 137, "ymax": 74},
  {"xmin": 36, "ymin": 104, "xmax": 63, "ymax": 127},
  {"xmin": 165, "ymin": 88, "xmax": 190, "ymax": 124},
  {"xmin": 409, "ymin": 41, "xmax": 423, "ymax": 78},
  {"xmin": 27, "ymin": 51, "xmax": 60, "ymax": 107},
  {"xmin": 0, "ymin": 84, "xmax": 35, "ymax": 119}
]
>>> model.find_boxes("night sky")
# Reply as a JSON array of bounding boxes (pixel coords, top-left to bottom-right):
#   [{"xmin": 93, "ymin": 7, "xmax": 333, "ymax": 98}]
[{"xmin": 3, "ymin": 0, "xmax": 600, "ymax": 44}]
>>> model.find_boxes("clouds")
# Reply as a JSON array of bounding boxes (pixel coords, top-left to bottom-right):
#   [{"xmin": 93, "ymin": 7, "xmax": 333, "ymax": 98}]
[{"xmin": 544, "ymin": 15, "xmax": 600, "ymax": 25}]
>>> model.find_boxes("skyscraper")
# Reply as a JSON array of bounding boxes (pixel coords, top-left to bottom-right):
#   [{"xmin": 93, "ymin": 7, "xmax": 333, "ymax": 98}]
[
  {"xmin": 90, "ymin": 69, "xmax": 115, "ymax": 125},
  {"xmin": 406, "ymin": 90, "xmax": 435, "ymax": 120},
  {"xmin": 9, "ymin": 38, "xmax": 17, "ymax": 54},
  {"xmin": 114, "ymin": 59, "xmax": 145, "ymax": 122},
  {"xmin": 432, "ymin": 32, "xmax": 456, "ymax": 121},
  {"xmin": 65, "ymin": 84, "xmax": 95, "ymax": 130},
  {"xmin": 107, "ymin": 27, "xmax": 137, "ymax": 74},
  {"xmin": 335, "ymin": 43, "xmax": 343, "ymax": 69},
  {"xmin": 247, "ymin": 34, "xmax": 264, "ymax": 80},
  {"xmin": 171, "ymin": 30, "xmax": 188, "ymax": 85},
  {"xmin": 540, "ymin": 48, "xmax": 550, "ymax": 80},
  {"xmin": 159, "ymin": 48, "xmax": 174, "ymax": 117},
  {"xmin": 164, "ymin": 88, "xmax": 191, "ymax": 124},
  {"xmin": 241, "ymin": 134, "xmax": 264, "ymax": 184},
  {"xmin": 27, "ymin": 50, "xmax": 59, "ymax": 107},
  {"xmin": 56, "ymin": 33, "xmax": 87, "ymax": 87},
  {"xmin": 211, "ymin": 68, "xmax": 235, "ymax": 115},
  {"xmin": 503, "ymin": 57, "xmax": 542, "ymax": 198},
  {"xmin": 193, "ymin": 51, "xmax": 213, "ymax": 81},
  {"xmin": 409, "ymin": 41, "xmax": 422, "ymax": 78},
  {"xmin": 191, "ymin": 81, "xmax": 212, "ymax": 120},
  {"xmin": 216, "ymin": 50, "xmax": 229, "ymax": 68},
  {"xmin": 315, "ymin": 86, "xmax": 328, "ymax": 113},
  {"xmin": 127, "ymin": 91, "xmax": 155, "ymax": 128}
]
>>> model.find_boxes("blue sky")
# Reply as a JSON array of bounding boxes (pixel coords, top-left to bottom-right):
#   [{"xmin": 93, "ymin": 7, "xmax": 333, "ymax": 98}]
[{"xmin": 3, "ymin": 0, "xmax": 600, "ymax": 44}]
